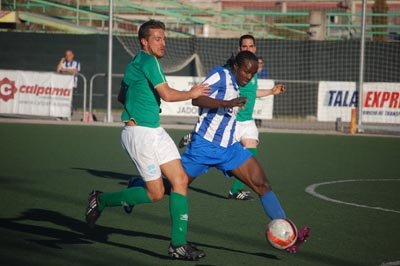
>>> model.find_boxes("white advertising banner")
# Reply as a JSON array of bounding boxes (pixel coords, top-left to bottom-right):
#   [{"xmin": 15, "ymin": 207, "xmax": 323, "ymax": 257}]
[
  {"xmin": 161, "ymin": 76, "xmax": 275, "ymax": 119},
  {"xmin": 317, "ymin": 81, "xmax": 357, "ymax": 122},
  {"xmin": 253, "ymin": 79, "xmax": 275, "ymax": 120},
  {"xmin": 160, "ymin": 76, "xmax": 203, "ymax": 117},
  {"xmin": 317, "ymin": 81, "xmax": 400, "ymax": 124},
  {"xmin": 0, "ymin": 70, "xmax": 74, "ymax": 117},
  {"xmin": 361, "ymin": 82, "xmax": 400, "ymax": 124}
]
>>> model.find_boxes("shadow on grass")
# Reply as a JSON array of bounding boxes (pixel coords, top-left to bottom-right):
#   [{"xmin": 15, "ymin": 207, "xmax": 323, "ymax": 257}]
[
  {"xmin": 188, "ymin": 186, "xmax": 227, "ymax": 200},
  {"xmin": 73, "ymin": 167, "xmax": 227, "ymax": 200},
  {"xmin": 0, "ymin": 208, "xmax": 278, "ymax": 261},
  {"xmin": 72, "ymin": 167, "xmax": 132, "ymax": 181}
]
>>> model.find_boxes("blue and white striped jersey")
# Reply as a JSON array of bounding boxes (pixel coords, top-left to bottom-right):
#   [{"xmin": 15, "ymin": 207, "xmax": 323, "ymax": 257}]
[
  {"xmin": 62, "ymin": 60, "xmax": 80, "ymax": 88},
  {"xmin": 194, "ymin": 66, "xmax": 240, "ymax": 148}
]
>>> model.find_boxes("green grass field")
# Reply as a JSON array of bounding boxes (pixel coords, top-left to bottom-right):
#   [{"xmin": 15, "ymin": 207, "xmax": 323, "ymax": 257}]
[{"xmin": 0, "ymin": 122, "xmax": 399, "ymax": 266}]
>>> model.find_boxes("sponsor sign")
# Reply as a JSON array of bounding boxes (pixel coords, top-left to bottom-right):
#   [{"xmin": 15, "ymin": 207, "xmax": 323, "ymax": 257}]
[
  {"xmin": 317, "ymin": 81, "xmax": 400, "ymax": 124},
  {"xmin": 362, "ymin": 82, "xmax": 400, "ymax": 124},
  {"xmin": 0, "ymin": 70, "xmax": 74, "ymax": 117},
  {"xmin": 254, "ymin": 79, "xmax": 275, "ymax": 120},
  {"xmin": 161, "ymin": 76, "xmax": 275, "ymax": 119},
  {"xmin": 160, "ymin": 76, "xmax": 203, "ymax": 117},
  {"xmin": 317, "ymin": 81, "xmax": 357, "ymax": 122}
]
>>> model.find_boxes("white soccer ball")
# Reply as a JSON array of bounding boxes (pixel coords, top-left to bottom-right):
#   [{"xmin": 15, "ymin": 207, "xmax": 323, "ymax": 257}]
[{"xmin": 266, "ymin": 218, "xmax": 298, "ymax": 249}]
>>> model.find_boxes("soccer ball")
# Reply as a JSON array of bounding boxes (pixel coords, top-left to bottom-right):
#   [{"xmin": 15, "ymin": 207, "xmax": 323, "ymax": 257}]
[{"xmin": 266, "ymin": 219, "xmax": 298, "ymax": 249}]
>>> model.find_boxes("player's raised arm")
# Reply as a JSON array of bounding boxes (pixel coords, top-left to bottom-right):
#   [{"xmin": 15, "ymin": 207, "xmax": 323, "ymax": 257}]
[
  {"xmin": 156, "ymin": 83, "xmax": 210, "ymax": 102},
  {"xmin": 256, "ymin": 84, "xmax": 285, "ymax": 97},
  {"xmin": 192, "ymin": 96, "xmax": 247, "ymax": 109}
]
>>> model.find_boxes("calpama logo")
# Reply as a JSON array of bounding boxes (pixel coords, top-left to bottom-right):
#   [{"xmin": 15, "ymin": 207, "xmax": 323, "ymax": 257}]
[
  {"xmin": 0, "ymin": 76, "xmax": 71, "ymax": 101},
  {"xmin": 0, "ymin": 77, "xmax": 17, "ymax": 102}
]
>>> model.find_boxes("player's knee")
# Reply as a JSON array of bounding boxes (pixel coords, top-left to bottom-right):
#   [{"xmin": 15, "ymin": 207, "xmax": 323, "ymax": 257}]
[
  {"xmin": 169, "ymin": 174, "xmax": 189, "ymax": 195},
  {"xmin": 148, "ymin": 188, "xmax": 165, "ymax": 202},
  {"xmin": 252, "ymin": 176, "xmax": 272, "ymax": 196},
  {"xmin": 170, "ymin": 174, "xmax": 189, "ymax": 189}
]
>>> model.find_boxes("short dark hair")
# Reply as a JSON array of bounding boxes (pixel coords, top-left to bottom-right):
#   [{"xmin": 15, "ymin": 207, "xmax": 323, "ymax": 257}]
[
  {"xmin": 138, "ymin": 19, "xmax": 166, "ymax": 46},
  {"xmin": 225, "ymin": 51, "xmax": 258, "ymax": 69},
  {"xmin": 239, "ymin": 34, "xmax": 256, "ymax": 47}
]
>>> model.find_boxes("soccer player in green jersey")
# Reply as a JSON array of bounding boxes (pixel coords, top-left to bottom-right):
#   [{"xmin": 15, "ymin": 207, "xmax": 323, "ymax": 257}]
[{"xmin": 85, "ymin": 20, "xmax": 210, "ymax": 260}]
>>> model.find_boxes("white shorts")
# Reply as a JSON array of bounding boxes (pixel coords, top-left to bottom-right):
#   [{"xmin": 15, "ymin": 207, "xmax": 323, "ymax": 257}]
[
  {"xmin": 121, "ymin": 126, "xmax": 181, "ymax": 181},
  {"xmin": 235, "ymin": 120, "xmax": 259, "ymax": 143}
]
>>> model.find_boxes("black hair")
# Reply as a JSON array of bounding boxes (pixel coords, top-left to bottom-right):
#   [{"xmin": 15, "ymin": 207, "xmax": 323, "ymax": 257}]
[
  {"xmin": 239, "ymin": 34, "xmax": 256, "ymax": 47},
  {"xmin": 138, "ymin": 19, "xmax": 166, "ymax": 47},
  {"xmin": 225, "ymin": 51, "xmax": 258, "ymax": 69}
]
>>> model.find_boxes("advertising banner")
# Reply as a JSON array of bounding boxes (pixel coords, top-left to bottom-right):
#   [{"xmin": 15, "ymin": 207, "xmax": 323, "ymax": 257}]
[
  {"xmin": 317, "ymin": 81, "xmax": 400, "ymax": 124},
  {"xmin": 161, "ymin": 76, "xmax": 275, "ymax": 119},
  {"xmin": 0, "ymin": 70, "xmax": 74, "ymax": 118},
  {"xmin": 361, "ymin": 82, "xmax": 400, "ymax": 124},
  {"xmin": 317, "ymin": 81, "xmax": 357, "ymax": 122}
]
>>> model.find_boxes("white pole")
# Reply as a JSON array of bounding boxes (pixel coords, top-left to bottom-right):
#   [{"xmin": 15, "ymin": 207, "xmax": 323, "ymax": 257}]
[
  {"xmin": 357, "ymin": 0, "xmax": 367, "ymax": 132},
  {"xmin": 107, "ymin": 0, "xmax": 113, "ymax": 123}
]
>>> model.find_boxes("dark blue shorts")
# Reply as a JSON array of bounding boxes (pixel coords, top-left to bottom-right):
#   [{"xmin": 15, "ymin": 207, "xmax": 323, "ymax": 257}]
[{"xmin": 181, "ymin": 134, "xmax": 252, "ymax": 178}]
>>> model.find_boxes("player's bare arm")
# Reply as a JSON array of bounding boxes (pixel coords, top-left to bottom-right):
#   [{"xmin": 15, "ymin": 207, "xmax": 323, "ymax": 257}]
[
  {"xmin": 156, "ymin": 83, "xmax": 210, "ymax": 102},
  {"xmin": 192, "ymin": 96, "xmax": 247, "ymax": 109},
  {"xmin": 256, "ymin": 84, "xmax": 285, "ymax": 98}
]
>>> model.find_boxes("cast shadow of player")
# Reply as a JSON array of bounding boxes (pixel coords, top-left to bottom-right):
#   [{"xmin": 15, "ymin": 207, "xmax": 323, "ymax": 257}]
[
  {"xmin": 0, "ymin": 209, "xmax": 278, "ymax": 261},
  {"xmin": 72, "ymin": 167, "xmax": 227, "ymax": 199},
  {"xmin": 0, "ymin": 208, "xmax": 170, "ymax": 259}
]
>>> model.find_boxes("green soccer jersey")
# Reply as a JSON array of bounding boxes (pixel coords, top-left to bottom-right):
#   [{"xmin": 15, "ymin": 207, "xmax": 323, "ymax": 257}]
[
  {"xmin": 236, "ymin": 74, "xmax": 258, "ymax": 122},
  {"xmin": 121, "ymin": 51, "xmax": 167, "ymax": 128}
]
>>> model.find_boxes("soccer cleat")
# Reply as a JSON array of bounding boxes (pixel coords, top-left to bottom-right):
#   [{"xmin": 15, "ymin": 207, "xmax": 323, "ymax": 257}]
[
  {"xmin": 228, "ymin": 190, "xmax": 254, "ymax": 200},
  {"xmin": 286, "ymin": 226, "xmax": 311, "ymax": 254},
  {"xmin": 123, "ymin": 203, "xmax": 134, "ymax": 214},
  {"xmin": 178, "ymin": 132, "xmax": 193, "ymax": 148},
  {"xmin": 85, "ymin": 190, "xmax": 102, "ymax": 228},
  {"xmin": 168, "ymin": 243, "xmax": 206, "ymax": 260}
]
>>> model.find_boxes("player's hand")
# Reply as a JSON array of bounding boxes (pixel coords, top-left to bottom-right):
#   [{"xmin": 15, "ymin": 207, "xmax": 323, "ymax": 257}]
[
  {"xmin": 190, "ymin": 83, "xmax": 210, "ymax": 99},
  {"xmin": 225, "ymin": 97, "xmax": 247, "ymax": 108},
  {"xmin": 60, "ymin": 57, "xmax": 66, "ymax": 63},
  {"xmin": 272, "ymin": 84, "xmax": 285, "ymax": 95}
]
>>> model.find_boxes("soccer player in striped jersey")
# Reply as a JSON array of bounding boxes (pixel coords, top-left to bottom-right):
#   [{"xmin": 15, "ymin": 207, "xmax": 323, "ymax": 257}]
[
  {"xmin": 181, "ymin": 51, "xmax": 310, "ymax": 253},
  {"xmin": 227, "ymin": 34, "xmax": 285, "ymax": 200},
  {"xmin": 179, "ymin": 35, "xmax": 285, "ymax": 200}
]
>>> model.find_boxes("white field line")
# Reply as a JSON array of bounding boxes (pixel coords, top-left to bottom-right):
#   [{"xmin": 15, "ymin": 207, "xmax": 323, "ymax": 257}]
[{"xmin": 305, "ymin": 179, "xmax": 400, "ymax": 214}]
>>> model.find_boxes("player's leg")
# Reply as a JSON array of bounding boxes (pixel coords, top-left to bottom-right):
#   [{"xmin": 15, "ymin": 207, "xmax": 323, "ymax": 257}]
[
  {"xmin": 86, "ymin": 179, "xmax": 158, "ymax": 228},
  {"xmin": 157, "ymin": 129, "xmax": 205, "ymax": 260},
  {"xmin": 229, "ymin": 156, "xmax": 310, "ymax": 252},
  {"xmin": 229, "ymin": 139, "xmax": 257, "ymax": 200},
  {"xmin": 85, "ymin": 126, "xmax": 162, "ymax": 227},
  {"xmin": 160, "ymin": 159, "xmax": 189, "ymax": 246},
  {"xmin": 229, "ymin": 121, "xmax": 259, "ymax": 200},
  {"xmin": 230, "ymin": 156, "xmax": 286, "ymax": 219}
]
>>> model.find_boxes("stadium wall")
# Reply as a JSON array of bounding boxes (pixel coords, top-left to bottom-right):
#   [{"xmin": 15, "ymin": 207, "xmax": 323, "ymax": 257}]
[{"xmin": 0, "ymin": 32, "xmax": 399, "ymax": 113}]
